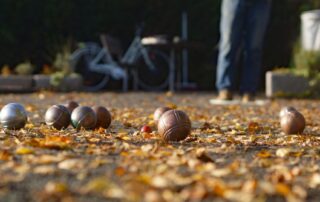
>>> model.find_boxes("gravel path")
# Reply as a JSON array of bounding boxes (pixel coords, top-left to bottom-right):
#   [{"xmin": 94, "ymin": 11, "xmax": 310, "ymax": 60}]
[{"xmin": 0, "ymin": 92, "xmax": 319, "ymax": 202}]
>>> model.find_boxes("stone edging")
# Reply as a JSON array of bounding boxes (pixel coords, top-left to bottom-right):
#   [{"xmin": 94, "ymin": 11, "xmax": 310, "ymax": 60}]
[
  {"xmin": 0, "ymin": 75, "xmax": 83, "ymax": 92},
  {"xmin": 265, "ymin": 71, "xmax": 310, "ymax": 97}
]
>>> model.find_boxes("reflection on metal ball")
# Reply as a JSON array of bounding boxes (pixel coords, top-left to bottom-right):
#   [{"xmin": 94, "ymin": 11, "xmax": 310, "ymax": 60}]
[
  {"xmin": 279, "ymin": 106, "xmax": 296, "ymax": 118},
  {"xmin": 71, "ymin": 106, "xmax": 97, "ymax": 130},
  {"xmin": 64, "ymin": 101, "xmax": 79, "ymax": 113},
  {"xmin": 0, "ymin": 103, "xmax": 27, "ymax": 129},
  {"xmin": 45, "ymin": 105, "xmax": 70, "ymax": 130}
]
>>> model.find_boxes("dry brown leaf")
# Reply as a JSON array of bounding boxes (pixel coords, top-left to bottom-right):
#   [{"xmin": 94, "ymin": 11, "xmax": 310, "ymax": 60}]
[
  {"xmin": 196, "ymin": 148, "xmax": 215, "ymax": 163},
  {"xmin": 0, "ymin": 150, "xmax": 11, "ymax": 161},
  {"xmin": 257, "ymin": 150, "xmax": 272, "ymax": 158},
  {"xmin": 114, "ymin": 167, "xmax": 126, "ymax": 177},
  {"xmin": 275, "ymin": 183, "xmax": 291, "ymax": 196}
]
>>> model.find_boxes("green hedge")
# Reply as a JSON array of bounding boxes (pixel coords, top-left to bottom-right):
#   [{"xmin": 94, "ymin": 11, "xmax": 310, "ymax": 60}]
[{"xmin": 0, "ymin": 0, "xmax": 317, "ymax": 89}]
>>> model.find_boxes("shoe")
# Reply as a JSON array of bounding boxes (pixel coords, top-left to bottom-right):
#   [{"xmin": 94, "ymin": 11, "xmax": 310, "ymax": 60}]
[
  {"xmin": 217, "ymin": 89, "xmax": 233, "ymax": 101},
  {"xmin": 242, "ymin": 93, "xmax": 255, "ymax": 103},
  {"xmin": 209, "ymin": 90, "xmax": 242, "ymax": 105}
]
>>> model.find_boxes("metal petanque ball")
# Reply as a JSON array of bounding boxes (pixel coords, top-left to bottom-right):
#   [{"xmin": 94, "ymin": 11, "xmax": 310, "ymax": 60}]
[
  {"xmin": 92, "ymin": 106, "xmax": 112, "ymax": 129},
  {"xmin": 280, "ymin": 110, "xmax": 305, "ymax": 135},
  {"xmin": 0, "ymin": 103, "xmax": 27, "ymax": 129},
  {"xmin": 279, "ymin": 106, "xmax": 297, "ymax": 118},
  {"xmin": 45, "ymin": 105, "xmax": 70, "ymax": 130},
  {"xmin": 71, "ymin": 106, "xmax": 97, "ymax": 130},
  {"xmin": 158, "ymin": 110, "xmax": 191, "ymax": 142},
  {"xmin": 154, "ymin": 107, "xmax": 172, "ymax": 125},
  {"xmin": 64, "ymin": 101, "xmax": 79, "ymax": 113}
]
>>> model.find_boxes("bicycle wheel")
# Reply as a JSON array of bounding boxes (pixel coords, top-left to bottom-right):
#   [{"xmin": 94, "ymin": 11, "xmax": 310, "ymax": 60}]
[
  {"xmin": 71, "ymin": 45, "xmax": 109, "ymax": 91},
  {"xmin": 136, "ymin": 49, "xmax": 170, "ymax": 90}
]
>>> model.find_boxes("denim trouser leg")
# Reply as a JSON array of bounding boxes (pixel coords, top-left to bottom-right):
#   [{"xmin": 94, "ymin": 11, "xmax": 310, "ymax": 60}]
[
  {"xmin": 216, "ymin": 0, "xmax": 245, "ymax": 91},
  {"xmin": 240, "ymin": 0, "xmax": 271, "ymax": 93},
  {"xmin": 216, "ymin": 0, "xmax": 271, "ymax": 93}
]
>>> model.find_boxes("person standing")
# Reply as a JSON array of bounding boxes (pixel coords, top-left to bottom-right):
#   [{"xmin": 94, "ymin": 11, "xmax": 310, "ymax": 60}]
[{"xmin": 215, "ymin": 0, "xmax": 272, "ymax": 102}]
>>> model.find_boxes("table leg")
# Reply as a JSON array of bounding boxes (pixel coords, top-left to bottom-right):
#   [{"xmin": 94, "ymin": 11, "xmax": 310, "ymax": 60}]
[{"xmin": 169, "ymin": 49, "xmax": 175, "ymax": 92}]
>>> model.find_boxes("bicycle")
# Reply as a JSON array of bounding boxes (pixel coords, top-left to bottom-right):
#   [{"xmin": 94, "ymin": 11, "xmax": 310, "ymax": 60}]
[{"xmin": 69, "ymin": 28, "xmax": 172, "ymax": 91}]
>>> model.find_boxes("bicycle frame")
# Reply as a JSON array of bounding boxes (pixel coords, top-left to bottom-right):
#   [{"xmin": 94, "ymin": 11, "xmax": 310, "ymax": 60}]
[
  {"xmin": 70, "ymin": 35, "xmax": 157, "ymax": 79},
  {"xmin": 80, "ymin": 44, "xmax": 127, "ymax": 80},
  {"xmin": 69, "ymin": 32, "xmax": 169, "ymax": 91},
  {"xmin": 120, "ymin": 36, "xmax": 156, "ymax": 71}
]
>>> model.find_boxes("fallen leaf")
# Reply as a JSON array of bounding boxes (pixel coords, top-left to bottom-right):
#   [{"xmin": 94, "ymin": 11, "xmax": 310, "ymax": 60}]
[
  {"xmin": 151, "ymin": 176, "xmax": 169, "ymax": 188},
  {"xmin": 196, "ymin": 148, "xmax": 214, "ymax": 163},
  {"xmin": 33, "ymin": 165, "xmax": 56, "ymax": 175},
  {"xmin": 310, "ymin": 173, "xmax": 320, "ymax": 188},
  {"xmin": 45, "ymin": 181, "xmax": 69, "ymax": 194},
  {"xmin": 257, "ymin": 150, "xmax": 272, "ymax": 158},
  {"xmin": 247, "ymin": 121, "xmax": 261, "ymax": 134},
  {"xmin": 16, "ymin": 147, "xmax": 34, "ymax": 155},
  {"xmin": 276, "ymin": 183, "xmax": 291, "ymax": 196},
  {"xmin": 58, "ymin": 159, "xmax": 84, "ymax": 170},
  {"xmin": 0, "ymin": 150, "xmax": 11, "ymax": 161},
  {"xmin": 114, "ymin": 167, "xmax": 126, "ymax": 177}
]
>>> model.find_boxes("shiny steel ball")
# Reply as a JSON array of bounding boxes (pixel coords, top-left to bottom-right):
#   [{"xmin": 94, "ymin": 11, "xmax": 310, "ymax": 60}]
[
  {"xmin": 0, "ymin": 103, "xmax": 27, "ymax": 129},
  {"xmin": 64, "ymin": 101, "xmax": 79, "ymax": 113},
  {"xmin": 154, "ymin": 107, "xmax": 172, "ymax": 125},
  {"xmin": 280, "ymin": 110, "xmax": 305, "ymax": 134},
  {"xmin": 45, "ymin": 105, "xmax": 70, "ymax": 130},
  {"xmin": 158, "ymin": 110, "xmax": 191, "ymax": 142},
  {"xmin": 279, "ymin": 106, "xmax": 297, "ymax": 118},
  {"xmin": 71, "ymin": 106, "xmax": 97, "ymax": 130},
  {"xmin": 92, "ymin": 106, "xmax": 111, "ymax": 129}
]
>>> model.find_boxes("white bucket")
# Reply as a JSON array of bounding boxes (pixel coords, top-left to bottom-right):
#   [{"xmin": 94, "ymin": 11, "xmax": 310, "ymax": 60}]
[{"xmin": 301, "ymin": 9, "xmax": 320, "ymax": 51}]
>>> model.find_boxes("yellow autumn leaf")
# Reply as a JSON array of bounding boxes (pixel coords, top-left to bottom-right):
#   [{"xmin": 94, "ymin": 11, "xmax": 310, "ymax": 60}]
[
  {"xmin": 25, "ymin": 104, "xmax": 37, "ymax": 112},
  {"xmin": 136, "ymin": 174, "xmax": 152, "ymax": 185},
  {"xmin": 25, "ymin": 123, "xmax": 35, "ymax": 129},
  {"xmin": 16, "ymin": 147, "xmax": 34, "ymax": 155},
  {"xmin": 120, "ymin": 151, "xmax": 129, "ymax": 157},
  {"xmin": 166, "ymin": 102, "xmax": 177, "ymax": 109},
  {"xmin": 45, "ymin": 181, "xmax": 69, "ymax": 194},
  {"xmin": 83, "ymin": 178, "xmax": 110, "ymax": 193},
  {"xmin": 275, "ymin": 183, "xmax": 291, "ymax": 196}
]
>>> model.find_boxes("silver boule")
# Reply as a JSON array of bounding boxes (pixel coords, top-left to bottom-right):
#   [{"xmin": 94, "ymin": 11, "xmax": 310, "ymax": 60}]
[
  {"xmin": 71, "ymin": 106, "xmax": 97, "ymax": 130},
  {"xmin": 0, "ymin": 103, "xmax": 27, "ymax": 129},
  {"xmin": 279, "ymin": 106, "xmax": 297, "ymax": 118}
]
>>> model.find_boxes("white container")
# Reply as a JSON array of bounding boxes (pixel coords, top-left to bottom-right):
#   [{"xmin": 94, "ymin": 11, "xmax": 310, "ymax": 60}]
[{"xmin": 301, "ymin": 10, "xmax": 320, "ymax": 51}]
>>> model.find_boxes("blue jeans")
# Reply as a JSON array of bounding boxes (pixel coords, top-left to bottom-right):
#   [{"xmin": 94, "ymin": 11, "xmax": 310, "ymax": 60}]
[{"xmin": 216, "ymin": 0, "xmax": 271, "ymax": 94}]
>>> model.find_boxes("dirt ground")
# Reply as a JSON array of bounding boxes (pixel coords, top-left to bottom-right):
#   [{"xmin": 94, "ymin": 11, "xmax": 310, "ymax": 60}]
[{"xmin": 0, "ymin": 92, "xmax": 319, "ymax": 202}]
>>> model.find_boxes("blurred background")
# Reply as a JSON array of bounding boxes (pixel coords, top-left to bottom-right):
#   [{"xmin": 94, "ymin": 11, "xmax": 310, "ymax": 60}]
[{"xmin": 0, "ymin": 0, "xmax": 319, "ymax": 91}]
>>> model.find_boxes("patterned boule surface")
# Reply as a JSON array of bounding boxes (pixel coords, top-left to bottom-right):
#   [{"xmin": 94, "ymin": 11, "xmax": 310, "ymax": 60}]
[
  {"xmin": 158, "ymin": 110, "xmax": 191, "ymax": 141},
  {"xmin": 45, "ymin": 105, "xmax": 70, "ymax": 130},
  {"xmin": 71, "ymin": 106, "xmax": 97, "ymax": 130},
  {"xmin": 92, "ymin": 106, "xmax": 111, "ymax": 129}
]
